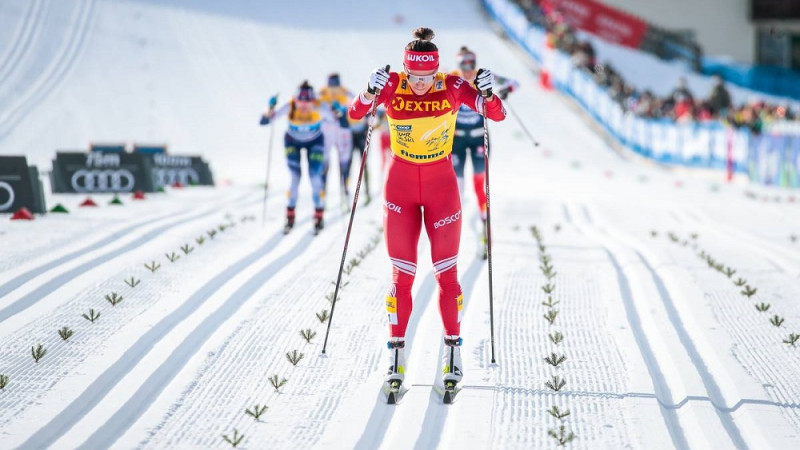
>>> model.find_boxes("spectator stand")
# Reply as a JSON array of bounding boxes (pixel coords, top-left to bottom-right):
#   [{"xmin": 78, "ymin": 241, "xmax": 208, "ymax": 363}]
[{"xmin": 485, "ymin": 0, "xmax": 800, "ymax": 188}]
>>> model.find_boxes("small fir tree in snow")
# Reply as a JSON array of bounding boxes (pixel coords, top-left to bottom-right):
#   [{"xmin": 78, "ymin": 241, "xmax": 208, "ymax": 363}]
[
  {"xmin": 269, "ymin": 375, "xmax": 288, "ymax": 392},
  {"xmin": 165, "ymin": 252, "xmax": 180, "ymax": 262},
  {"xmin": 734, "ymin": 277, "xmax": 747, "ymax": 287},
  {"xmin": 755, "ymin": 303, "xmax": 771, "ymax": 312},
  {"xmin": 196, "ymin": 236, "xmax": 206, "ymax": 245},
  {"xmin": 547, "ymin": 405, "xmax": 570, "ymax": 421},
  {"xmin": 542, "ymin": 297, "xmax": 559, "ymax": 308},
  {"xmin": 741, "ymin": 285, "xmax": 757, "ymax": 298},
  {"xmin": 145, "ymin": 261, "xmax": 161, "ymax": 273},
  {"xmin": 31, "ymin": 344, "xmax": 46, "ymax": 363},
  {"xmin": 180, "ymin": 244, "xmax": 194, "ymax": 255},
  {"xmin": 770, "ymin": 315, "xmax": 785, "ymax": 327},
  {"xmin": 0, "ymin": 374, "xmax": 8, "ymax": 390},
  {"xmin": 245, "ymin": 404, "xmax": 268, "ymax": 421},
  {"xmin": 82, "ymin": 309, "xmax": 100, "ymax": 323},
  {"xmin": 783, "ymin": 333, "xmax": 799, "ymax": 347},
  {"xmin": 316, "ymin": 309, "xmax": 330, "ymax": 323},
  {"xmin": 549, "ymin": 332, "xmax": 564, "ymax": 345},
  {"xmin": 548, "ymin": 425, "xmax": 576, "ymax": 446},
  {"xmin": 300, "ymin": 329, "xmax": 317, "ymax": 343},
  {"xmin": 544, "ymin": 309, "xmax": 559, "ymax": 325},
  {"xmin": 58, "ymin": 326, "xmax": 74, "ymax": 341},
  {"xmin": 544, "ymin": 353, "xmax": 567, "ymax": 367},
  {"xmin": 105, "ymin": 292, "xmax": 123, "ymax": 306},
  {"xmin": 222, "ymin": 429, "xmax": 244, "ymax": 447},
  {"xmin": 124, "ymin": 277, "xmax": 140, "ymax": 288},
  {"xmin": 546, "ymin": 375, "xmax": 566, "ymax": 392},
  {"xmin": 286, "ymin": 350, "xmax": 304, "ymax": 366}
]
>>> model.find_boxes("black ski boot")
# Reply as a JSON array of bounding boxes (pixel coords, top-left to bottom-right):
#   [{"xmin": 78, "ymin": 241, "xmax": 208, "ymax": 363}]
[
  {"xmin": 313, "ymin": 208, "xmax": 324, "ymax": 235},
  {"xmin": 283, "ymin": 207, "xmax": 295, "ymax": 235}
]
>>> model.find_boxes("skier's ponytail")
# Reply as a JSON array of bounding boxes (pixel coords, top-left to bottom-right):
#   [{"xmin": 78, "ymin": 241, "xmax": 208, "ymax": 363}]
[{"xmin": 406, "ymin": 27, "xmax": 437, "ymax": 52}]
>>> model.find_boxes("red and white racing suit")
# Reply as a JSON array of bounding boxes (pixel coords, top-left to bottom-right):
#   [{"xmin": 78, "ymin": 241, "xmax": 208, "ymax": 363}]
[{"xmin": 350, "ymin": 72, "xmax": 505, "ymax": 338}]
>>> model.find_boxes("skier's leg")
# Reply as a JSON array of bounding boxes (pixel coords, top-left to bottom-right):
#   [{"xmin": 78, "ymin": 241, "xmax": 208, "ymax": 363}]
[
  {"xmin": 321, "ymin": 122, "xmax": 335, "ymax": 203},
  {"xmin": 285, "ymin": 134, "xmax": 302, "ymax": 210},
  {"xmin": 421, "ymin": 158, "xmax": 463, "ymax": 338},
  {"xmin": 451, "ymin": 135, "xmax": 468, "ymax": 198},
  {"xmin": 421, "ymin": 158, "xmax": 464, "ymax": 383},
  {"xmin": 471, "ymin": 137, "xmax": 488, "ymax": 220},
  {"xmin": 383, "ymin": 157, "xmax": 422, "ymax": 339},
  {"xmin": 283, "ymin": 134, "xmax": 302, "ymax": 231},
  {"xmin": 308, "ymin": 136, "xmax": 326, "ymax": 229},
  {"xmin": 338, "ymin": 128, "xmax": 353, "ymax": 194}
]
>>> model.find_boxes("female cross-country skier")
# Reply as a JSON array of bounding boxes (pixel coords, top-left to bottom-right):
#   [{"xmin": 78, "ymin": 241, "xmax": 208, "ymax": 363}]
[
  {"xmin": 349, "ymin": 27, "xmax": 506, "ymax": 395},
  {"xmin": 451, "ymin": 46, "xmax": 518, "ymax": 259},
  {"xmin": 319, "ymin": 73, "xmax": 354, "ymax": 208},
  {"xmin": 261, "ymin": 80, "xmax": 332, "ymax": 235}
]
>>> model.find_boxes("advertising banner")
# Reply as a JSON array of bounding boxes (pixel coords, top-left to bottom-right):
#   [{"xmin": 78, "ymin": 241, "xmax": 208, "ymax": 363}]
[
  {"xmin": 51, "ymin": 151, "xmax": 156, "ymax": 193},
  {"xmin": 0, "ymin": 156, "xmax": 46, "ymax": 213},
  {"xmin": 550, "ymin": 0, "xmax": 648, "ymax": 48}
]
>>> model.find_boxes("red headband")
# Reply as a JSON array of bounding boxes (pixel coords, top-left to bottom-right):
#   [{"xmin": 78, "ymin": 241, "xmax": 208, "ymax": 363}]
[{"xmin": 404, "ymin": 50, "xmax": 439, "ymax": 71}]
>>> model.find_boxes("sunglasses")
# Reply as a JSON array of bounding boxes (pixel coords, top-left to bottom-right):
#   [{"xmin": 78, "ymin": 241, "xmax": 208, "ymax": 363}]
[
  {"xmin": 406, "ymin": 71, "xmax": 436, "ymax": 84},
  {"xmin": 460, "ymin": 62, "xmax": 476, "ymax": 71}
]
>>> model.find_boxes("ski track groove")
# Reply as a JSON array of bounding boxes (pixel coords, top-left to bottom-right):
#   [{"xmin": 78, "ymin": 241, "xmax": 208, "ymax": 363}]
[
  {"xmin": 651, "ymin": 208, "xmax": 800, "ymax": 436},
  {"xmin": 0, "ymin": 0, "xmax": 96, "ymax": 137},
  {"xmin": 685, "ymin": 207, "xmax": 800, "ymax": 277},
  {"xmin": 18, "ymin": 209, "xmax": 325, "ymax": 449},
  {"xmin": 0, "ymin": 0, "xmax": 45, "ymax": 89},
  {"xmin": 0, "ymin": 191, "xmax": 259, "ymax": 325},
  {"xmin": 0, "ymin": 188, "xmax": 254, "ymax": 298},
  {"xmin": 134, "ymin": 214, "xmax": 387, "ymax": 449},
  {"xmin": 343, "ymin": 207, "xmax": 483, "ymax": 450},
  {"xmin": 487, "ymin": 205, "xmax": 638, "ymax": 449},
  {"xmin": 564, "ymin": 202, "xmax": 691, "ymax": 449},
  {"xmin": 0, "ymin": 188, "xmax": 271, "ymax": 277},
  {"xmin": 707, "ymin": 290, "xmax": 800, "ymax": 431},
  {"xmin": 580, "ymin": 201, "xmax": 800, "ymax": 448},
  {"xmin": 413, "ymin": 233, "xmax": 486, "ymax": 450},
  {"xmin": 0, "ymin": 208, "xmax": 266, "ymax": 438}
]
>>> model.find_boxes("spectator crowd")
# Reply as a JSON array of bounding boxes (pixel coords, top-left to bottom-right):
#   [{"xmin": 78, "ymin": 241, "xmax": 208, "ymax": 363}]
[{"xmin": 509, "ymin": 0, "xmax": 800, "ymax": 134}]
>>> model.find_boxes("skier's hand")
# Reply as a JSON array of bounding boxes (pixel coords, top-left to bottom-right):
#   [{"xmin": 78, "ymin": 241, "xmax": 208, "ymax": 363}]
[
  {"xmin": 474, "ymin": 68, "xmax": 495, "ymax": 98},
  {"xmin": 367, "ymin": 67, "xmax": 389, "ymax": 95}
]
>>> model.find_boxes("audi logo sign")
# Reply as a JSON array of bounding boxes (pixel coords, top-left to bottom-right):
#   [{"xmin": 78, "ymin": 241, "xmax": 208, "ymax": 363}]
[
  {"xmin": 50, "ymin": 151, "xmax": 214, "ymax": 194},
  {"xmin": 51, "ymin": 152, "xmax": 156, "ymax": 193},
  {"xmin": 70, "ymin": 169, "xmax": 136, "ymax": 192},
  {"xmin": 153, "ymin": 168, "xmax": 200, "ymax": 187},
  {"xmin": 0, "ymin": 181, "xmax": 14, "ymax": 211},
  {"xmin": 0, "ymin": 156, "xmax": 46, "ymax": 213}
]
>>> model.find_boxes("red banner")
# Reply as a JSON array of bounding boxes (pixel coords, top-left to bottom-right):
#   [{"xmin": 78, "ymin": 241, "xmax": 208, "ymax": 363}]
[{"xmin": 548, "ymin": 0, "xmax": 648, "ymax": 48}]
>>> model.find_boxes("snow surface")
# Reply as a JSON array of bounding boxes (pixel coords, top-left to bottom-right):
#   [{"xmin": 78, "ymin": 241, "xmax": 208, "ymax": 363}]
[{"xmin": 1, "ymin": 0, "xmax": 800, "ymax": 449}]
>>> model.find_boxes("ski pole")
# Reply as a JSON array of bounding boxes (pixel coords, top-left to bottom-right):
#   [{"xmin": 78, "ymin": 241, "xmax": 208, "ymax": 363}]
[
  {"xmin": 262, "ymin": 94, "xmax": 279, "ymax": 226},
  {"xmin": 481, "ymin": 91, "xmax": 498, "ymax": 364},
  {"xmin": 504, "ymin": 98, "xmax": 540, "ymax": 148},
  {"xmin": 322, "ymin": 65, "xmax": 389, "ymax": 355}
]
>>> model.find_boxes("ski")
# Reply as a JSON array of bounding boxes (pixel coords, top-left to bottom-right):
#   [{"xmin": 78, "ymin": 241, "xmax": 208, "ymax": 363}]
[
  {"xmin": 382, "ymin": 380, "xmax": 408, "ymax": 404},
  {"xmin": 434, "ymin": 380, "xmax": 461, "ymax": 404}
]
